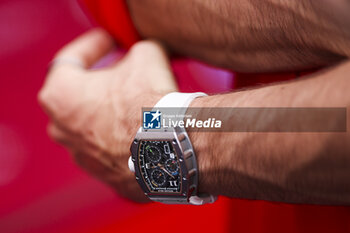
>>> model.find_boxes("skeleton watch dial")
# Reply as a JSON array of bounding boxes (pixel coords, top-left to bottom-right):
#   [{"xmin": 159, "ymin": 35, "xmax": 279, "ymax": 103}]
[{"xmin": 138, "ymin": 140, "xmax": 182, "ymax": 193}]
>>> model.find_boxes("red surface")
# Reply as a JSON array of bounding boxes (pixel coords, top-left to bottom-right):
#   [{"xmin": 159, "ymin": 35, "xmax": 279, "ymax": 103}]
[
  {"xmin": 82, "ymin": 0, "xmax": 139, "ymax": 49},
  {"xmin": 1, "ymin": 1, "xmax": 350, "ymax": 233},
  {"xmin": 0, "ymin": 1, "xmax": 231, "ymax": 233}
]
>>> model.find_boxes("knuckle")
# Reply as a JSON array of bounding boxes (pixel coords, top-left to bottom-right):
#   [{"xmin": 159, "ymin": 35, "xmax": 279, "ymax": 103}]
[
  {"xmin": 38, "ymin": 70, "xmax": 83, "ymax": 115},
  {"xmin": 37, "ymin": 88, "xmax": 51, "ymax": 108},
  {"xmin": 38, "ymin": 83, "xmax": 64, "ymax": 116},
  {"xmin": 38, "ymin": 75, "xmax": 61, "ymax": 109},
  {"xmin": 129, "ymin": 40, "xmax": 163, "ymax": 55}
]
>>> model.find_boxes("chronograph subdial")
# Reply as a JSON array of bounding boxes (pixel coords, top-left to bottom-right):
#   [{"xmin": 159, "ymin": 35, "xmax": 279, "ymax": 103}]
[
  {"xmin": 151, "ymin": 169, "xmax": 166, "ymax": 187},
  {"xmin": 165, "ymin": 159, "xmax": 179, "ymax": 175},
  {"xmin": 145, "ymin": 145, "xmax": 161, "ymax": 163},
  {"xmin": 139, "ymin": 140, "xmax": 182, "ymax": 193}
]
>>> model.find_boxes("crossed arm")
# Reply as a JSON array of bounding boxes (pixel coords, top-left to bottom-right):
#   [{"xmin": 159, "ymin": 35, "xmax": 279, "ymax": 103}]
[
  {"xmin": 39, "ymin": 0, "xmax": 350, "ymax": 205},
  {"xmin": 190, "ymin": 61, "xmax": 350, "ymax": 205},
  {"xmin": 127, "ymin": 0, "xmax": 350, "ymax": 72}
]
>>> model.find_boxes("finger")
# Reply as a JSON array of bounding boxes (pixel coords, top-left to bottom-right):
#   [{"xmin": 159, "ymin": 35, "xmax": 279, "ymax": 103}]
[
  {"xmin": 73, "ymin": 151, "xmax": 116, "ymax": 177},
  {"xmin": 48, "ymin": 122, "xmax": 118, "ymax": 170},
  {"xmin": 128, "ymin": 40, "xmax": 170, "ymax": 67},
  {"xmin": 52, "ymin": 28, "xmax": 115, "ymax": 70},
  {"xmin": 120, "ymin": 40, "xmax": 178, "ymax": 93},
  {"xmin": 47, "ymin": 122, "xmax": 75, "ymax": 147},
  {"xmin": 73, "ymin": 151, "xmax": 150, "ymax": 203},
  {"xmin": 48, "ymin": 123, "xmax": 110, "ymax": 169},
  {"xmin": 48, "ymin": 122, "xmax": 89, "ymax": 150}
]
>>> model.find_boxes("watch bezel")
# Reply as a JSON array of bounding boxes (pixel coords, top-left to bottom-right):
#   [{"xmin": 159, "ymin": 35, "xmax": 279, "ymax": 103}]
[
  {"xmin": 138, "ymin": 139, "xmax": 183, "ymax": 194},
  {"xmin": 130, "ymin": 128, "xmax": 198, "ymax": 200}
]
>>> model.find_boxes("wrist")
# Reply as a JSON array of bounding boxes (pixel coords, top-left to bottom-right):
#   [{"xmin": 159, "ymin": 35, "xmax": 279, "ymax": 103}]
[
  {"xmin": 120, "ymin": 91, "xmax": 163, "ymax": 155},
  {"xmin": 187, "ymin": 96, "xmax": 220, "ymax": 195}
]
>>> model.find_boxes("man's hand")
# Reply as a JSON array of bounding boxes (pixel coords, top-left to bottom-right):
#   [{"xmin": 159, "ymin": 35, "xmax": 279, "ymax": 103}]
[{"xmin": 38, "ymin": 29, "xmax": 177, "ymax": 202}]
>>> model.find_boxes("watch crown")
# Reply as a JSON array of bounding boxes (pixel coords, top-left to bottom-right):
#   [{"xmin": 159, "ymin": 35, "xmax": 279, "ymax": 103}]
[{"xmin": 128, "ymin": 156, "xmax": 135, "ymax": 173}]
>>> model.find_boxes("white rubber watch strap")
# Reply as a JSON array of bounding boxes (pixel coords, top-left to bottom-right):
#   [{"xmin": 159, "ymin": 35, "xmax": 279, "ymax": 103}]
[
  {"xmin": 154, "ymin": 92, "xmax": 207, "ymax": 112},
  {"xmin": 153, "ymin": 92, "xmax": 216, "ymax": 205}
]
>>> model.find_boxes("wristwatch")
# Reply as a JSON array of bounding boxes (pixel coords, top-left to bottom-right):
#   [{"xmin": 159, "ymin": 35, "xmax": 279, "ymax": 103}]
[{"xmin": 128, "ymin": 92, "xmax": 217, "ymax": 205}]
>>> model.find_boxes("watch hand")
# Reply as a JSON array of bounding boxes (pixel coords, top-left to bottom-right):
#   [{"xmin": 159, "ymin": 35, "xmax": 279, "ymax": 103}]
[
  {"xmin": 162, "ymin": 168, "xmax": 175, "ymax": 179},
  {"xmin": 158, "ymin": 163, "xmax": 175, "ymax": 179}
]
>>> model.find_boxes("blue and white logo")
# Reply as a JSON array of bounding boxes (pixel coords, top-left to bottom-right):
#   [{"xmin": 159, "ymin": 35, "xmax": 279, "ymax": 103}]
[{"xmin": 143, "ymin": 110, "xmax": 162, "ymax": 129}]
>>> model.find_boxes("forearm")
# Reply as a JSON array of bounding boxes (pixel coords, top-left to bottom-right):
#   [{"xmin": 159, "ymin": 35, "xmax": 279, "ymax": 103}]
[
  {"xmin": 189, "ymin": 61, "xmax": 350, "ymax": 205},
  {"xmin": 127, "ymin": 0, "xmax": 350, "ymax": 72}
]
